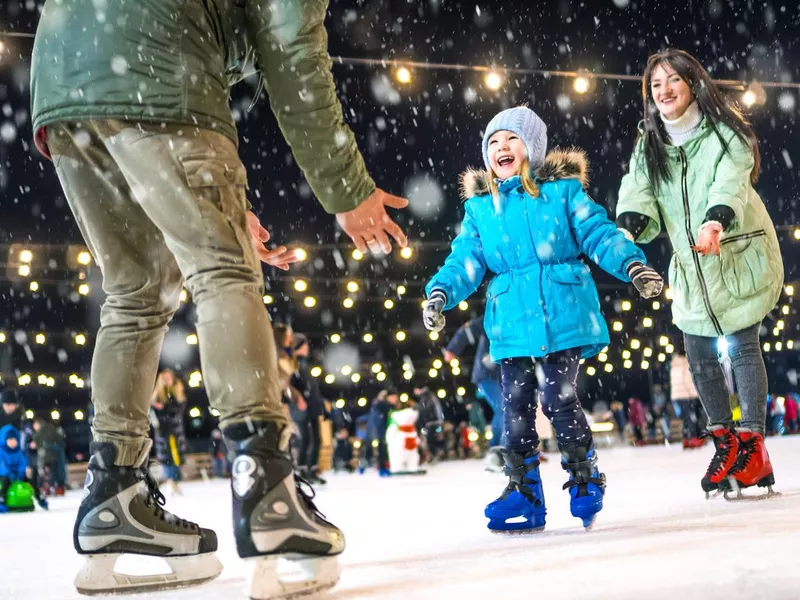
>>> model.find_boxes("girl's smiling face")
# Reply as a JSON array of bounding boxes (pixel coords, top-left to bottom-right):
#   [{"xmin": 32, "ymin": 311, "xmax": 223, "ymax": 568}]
[
  {"xmin": 650, "ymin": 63, "xmax": 693, "ymax": 120},
  {"xmin": 487, "ymin": 130, "xmax": 527, "ymax": 180}
]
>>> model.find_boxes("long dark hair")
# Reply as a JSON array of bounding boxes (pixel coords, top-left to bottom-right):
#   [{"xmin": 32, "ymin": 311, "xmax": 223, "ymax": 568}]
[{"xmin": 638, "ymin": 49, "xmax": 760, "ymax": 191}]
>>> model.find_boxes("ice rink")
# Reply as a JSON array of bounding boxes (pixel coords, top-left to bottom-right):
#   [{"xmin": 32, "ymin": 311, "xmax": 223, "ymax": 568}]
[{"xmin": 4, "ymin": 435, "xmax": 800, "ymax": 600}]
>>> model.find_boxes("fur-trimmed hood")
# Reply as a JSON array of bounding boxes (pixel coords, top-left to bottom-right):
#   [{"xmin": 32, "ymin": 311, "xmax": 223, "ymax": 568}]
[{"xmin": 459, "ymin": 148, "xmax": 589, "ymax": 199}]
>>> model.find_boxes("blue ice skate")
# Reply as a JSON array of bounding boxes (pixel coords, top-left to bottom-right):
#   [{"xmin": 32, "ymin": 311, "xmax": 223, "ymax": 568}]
[
  {"xmin": 561, "ymin": 445, "xmax": 606, "ymax": 529},
  {"xmin": 484, "ymin": 449, "xmax": 546, "ymax": 534}
]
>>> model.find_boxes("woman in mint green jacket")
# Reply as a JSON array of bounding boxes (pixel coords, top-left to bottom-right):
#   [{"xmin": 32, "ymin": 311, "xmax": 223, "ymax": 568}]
[{"xmin": 616, "ymin": 49, "xmax": 784, "ymax": 499}]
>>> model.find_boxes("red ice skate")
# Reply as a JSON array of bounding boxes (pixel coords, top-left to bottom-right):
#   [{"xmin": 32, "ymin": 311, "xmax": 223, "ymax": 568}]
[
  {"xmin": 700, "ymin": 426, "xmax": 739, "ymax": 498},
  {"xmin": 721, "ymin": 431, "xmax": 778, "ymax": 500}
]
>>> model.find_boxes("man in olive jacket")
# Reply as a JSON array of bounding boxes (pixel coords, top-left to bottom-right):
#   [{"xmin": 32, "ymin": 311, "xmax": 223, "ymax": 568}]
[{"xmin": 31, "ymin": 1, "xmax": 408, "ymax": 595}]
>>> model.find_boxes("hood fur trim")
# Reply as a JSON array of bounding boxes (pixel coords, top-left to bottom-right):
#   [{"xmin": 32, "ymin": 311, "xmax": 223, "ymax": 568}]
[{"xmin": 459, "ymin": 147, "xmax": 589, "ymax": 199}]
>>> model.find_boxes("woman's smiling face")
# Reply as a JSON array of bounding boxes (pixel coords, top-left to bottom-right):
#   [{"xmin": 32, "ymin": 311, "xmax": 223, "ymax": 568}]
[
  {"xmin": 650, "ymin": 63, "xmax": 693, "ymax": 120},
  {"xmin": 487, "ymin": 130, "xmax": 527, "ymax": 179}
]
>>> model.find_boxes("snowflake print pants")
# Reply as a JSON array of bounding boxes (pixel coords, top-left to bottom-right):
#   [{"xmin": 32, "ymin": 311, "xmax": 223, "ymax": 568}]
[{"xmin": 500, "ymin": 350, "xmax": 593, "ymax": 453}]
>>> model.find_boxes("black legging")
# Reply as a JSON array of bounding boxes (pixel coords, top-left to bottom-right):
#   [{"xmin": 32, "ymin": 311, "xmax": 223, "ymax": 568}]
[{"xmin": 298, "ymin": 415, "xmax": 322, "ymax": 470}]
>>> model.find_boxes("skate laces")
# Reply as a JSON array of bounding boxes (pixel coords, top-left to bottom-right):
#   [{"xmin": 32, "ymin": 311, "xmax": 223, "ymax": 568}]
[
  {"xmin": 294, "ymin": 471, "xmax": 328, "ymax": 520},
  {"xmin": 704, "ymin": 430, "xmax": 736, "ymax": 478},
  {"xmin": 141, "ymin": 470, "xmax": 199, "ymax": 531},
  {"xmin": 728, "ymin": 436, "xmax": 756, "ymax": 476}
]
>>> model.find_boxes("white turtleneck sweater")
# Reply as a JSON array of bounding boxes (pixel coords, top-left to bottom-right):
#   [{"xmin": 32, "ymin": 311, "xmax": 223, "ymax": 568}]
[{"xmin": 660, "ymin": 100, "xmax": 703, "ymax": 146}]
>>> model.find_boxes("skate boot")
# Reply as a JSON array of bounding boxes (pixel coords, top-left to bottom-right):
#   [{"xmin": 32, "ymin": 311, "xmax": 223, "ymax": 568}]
[
  {"xmin": 484, "ymin": 449, "xmax": 546, "ymax": 534},
  {"xmin": 561, "ymin": 444, "xmax": 606, "ymax": 530},
  {"xmin": 721, "ymin": 430, "xmax": 778, "ymax": 500},
  {"xmin": 225, "ymin": 422, "xmax": 344, "ymax": 600},
  {"xmin": 483, "ymin": 447, "xmax": 504, "ymax": 473},
  {"xmin": 73, "ymin": 442, "xmax": 221, "ymax": 595},
  {"xmin": 700, "ymin": 426, "xmax": 739, "ymax": 498}
]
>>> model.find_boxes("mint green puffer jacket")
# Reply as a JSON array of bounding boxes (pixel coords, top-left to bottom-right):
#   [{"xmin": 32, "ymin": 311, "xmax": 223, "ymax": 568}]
[{"xmin": 617, "ymin": 121, "xmax": 784, "ymax": 338}]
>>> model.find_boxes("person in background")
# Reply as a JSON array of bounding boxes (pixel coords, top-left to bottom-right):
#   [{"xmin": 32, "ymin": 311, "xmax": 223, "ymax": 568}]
[
  {"xmin": 783, "ymin": 393, "xmax": 798, "ymax": 435},
  {"xmin": 362, "ymin": 390, "xmax": 398, "ymax": 476},
  {"xmin": 610, "ymin": 401, "xmax": 628, "ymax": 442},
  {"xmin": 332, "ymin": 401, "xmax": 354, "ymax": 473},
  {"xmin": 671, "ymin": 350, "xmax": 706, "ymax": 449},
  {"xmin": 415, "ymin": 386, "xmax": 445, "ymax": 464},
  {"xmin": 628, "ymin": 397, "xmax": 647, "ymax": 446},
  {"xmin": 32, "ymin": 417, "xmax": 67, "ymax": 496},
  {"xmin": 150, "ymin": 370, "xmax": 188, "ymax": 495},
  {"xmin": 209, "ymin": 428, "xmax": 229, "ymax": 478},
  {"xmin": 292, "ymin": 334, "xmax": 327, "ymax": 485},
  {"xmin": 0, "ymin": 387, "xmax": 26, "ymax": 430},
  {"xmin": 0, "ymin": 424, "xmax": 48, "ymax": 513},
  {"xmin": 443, "ymin": 317, "xmax": 503, "ymax": 467},
  {"xmin": 767, "ymin": 394, "xmax": 785, "ymax": 437}
]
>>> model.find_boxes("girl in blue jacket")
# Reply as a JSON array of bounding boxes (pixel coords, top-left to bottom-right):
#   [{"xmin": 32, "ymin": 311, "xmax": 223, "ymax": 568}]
[{"xmin": 423, "ymin": 106, "xmax": 663, "ymax": 533}]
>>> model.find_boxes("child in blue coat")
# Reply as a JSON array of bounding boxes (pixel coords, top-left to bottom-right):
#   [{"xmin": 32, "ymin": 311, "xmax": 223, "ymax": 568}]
[
  {"xmin": 423, "ymin": 106, "xmax": 663, "ymax": 533},
  {"xmin": 0, "ymin": 424, "xmax": 48, "ymax": 512}
]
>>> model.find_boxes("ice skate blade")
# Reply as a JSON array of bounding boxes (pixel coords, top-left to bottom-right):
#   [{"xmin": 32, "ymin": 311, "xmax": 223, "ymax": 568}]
[
  {"xmin": 74, "ymin": 552, "xmax": 222, "ymax": 596},
  {"xmin": 723, "ymin": 487, "xmax": 781, "ymax": 502},
  {"xmin": 489, "ymin": 525, "xmax": 546, "ymax": 536},
  {"xmin": 247, "ymin": 555, "xmax": 340, "ymax": 600}
]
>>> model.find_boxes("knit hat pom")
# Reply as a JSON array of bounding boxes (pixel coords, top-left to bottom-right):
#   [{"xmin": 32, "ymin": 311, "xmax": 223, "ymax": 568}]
[{"xmin": 482, "ymin": 106, "xmax": 548, "ymax": 171}]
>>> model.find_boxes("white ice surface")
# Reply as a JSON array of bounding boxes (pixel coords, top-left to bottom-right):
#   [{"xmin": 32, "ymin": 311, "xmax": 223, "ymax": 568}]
[{"xmin": 4, "ymin": 436, "xmax": 800, "ymax": 600}]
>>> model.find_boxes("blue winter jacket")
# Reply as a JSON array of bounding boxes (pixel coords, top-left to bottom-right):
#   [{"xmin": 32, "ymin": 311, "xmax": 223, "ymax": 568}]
[
  {"xmin": 446, "ymin": 317, "xmax": 499, "ymax": 385},
  {"xmin": 426, "ymin": 149, "xmax": 646, "ymax": 361},
  {"xmin": 0, "ymin": 424, "xmax": 28, "ymax": 481}
]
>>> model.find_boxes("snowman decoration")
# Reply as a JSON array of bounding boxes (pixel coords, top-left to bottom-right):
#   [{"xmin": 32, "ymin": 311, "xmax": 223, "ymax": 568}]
[{"xmin": 386, "ymin": 406, "xmax": 425, "ymax": 475}]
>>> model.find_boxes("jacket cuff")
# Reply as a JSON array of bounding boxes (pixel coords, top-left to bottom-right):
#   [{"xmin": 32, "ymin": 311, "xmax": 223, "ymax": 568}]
[
  {"xmin": 427, "ymin": 289, "xmax": 448, "ymax": 304},
  {"xmin": 704, "ymin": 205, "xmax": 735, "ymax": 230},
  {"xmin": 625, "ymin": 259, "xmax": 644, "ymax": 278},
  {"xmin": 616, "ymin": 211, "xmax": 650, "ymax": 241}
]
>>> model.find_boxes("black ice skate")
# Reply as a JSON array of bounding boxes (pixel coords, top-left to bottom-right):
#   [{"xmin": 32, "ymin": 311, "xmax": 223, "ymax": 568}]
[
  {"xmin": 225, "ymin": 422, "xmax": 344, "ymax": 600},
  {"xmin": 73, "ymin": 442, "xmax": 221, "ymax": 595}
]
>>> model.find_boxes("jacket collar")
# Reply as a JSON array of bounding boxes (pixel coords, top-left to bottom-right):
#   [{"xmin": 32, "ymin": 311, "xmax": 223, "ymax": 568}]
[{"xmin": 459, "ymin": 148, "xmax": 590, "ymax": 199}]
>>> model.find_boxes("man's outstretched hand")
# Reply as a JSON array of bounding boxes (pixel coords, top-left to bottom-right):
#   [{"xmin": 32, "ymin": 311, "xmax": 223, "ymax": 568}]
[
  {"xmin": 246, "ymin": 211, "xmax": 301, "ymax": 271},
  {"xmin": 335, "ymin": 188, "xmax": 409, "ymax": 254}
]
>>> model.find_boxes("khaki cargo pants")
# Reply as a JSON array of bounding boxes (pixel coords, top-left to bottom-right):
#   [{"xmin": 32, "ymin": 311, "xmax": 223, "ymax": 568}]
[{"xmin": 48, "ymin": 120, "xmax": 286, "ymax": 466}]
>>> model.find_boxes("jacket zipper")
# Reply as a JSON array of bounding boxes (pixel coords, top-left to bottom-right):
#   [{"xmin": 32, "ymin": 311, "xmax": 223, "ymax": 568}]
[{"xmin": 679, "ymin": 148, "xmax": 723, "ymax": 336}]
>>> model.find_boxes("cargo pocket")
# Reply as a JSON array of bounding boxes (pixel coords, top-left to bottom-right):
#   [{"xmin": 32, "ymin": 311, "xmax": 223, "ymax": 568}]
[
  {"xmin": 719, "ymin": 230, "xmax": 771, "ymax": 299},
  {"xmin": 485, "ymin": 277, "xmax": 512, "ymax": 342},
  {"xmin": 179, "ymin": 156, "xmax": 255, "ymax": 269}
]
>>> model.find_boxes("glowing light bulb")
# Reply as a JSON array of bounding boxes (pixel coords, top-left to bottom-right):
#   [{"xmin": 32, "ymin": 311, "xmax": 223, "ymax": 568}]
[
  {"xmin": 395, "ymin": 66, "xmax": 412, "ymax": 84},
  {"xmin": 573, "ymin": 76, "xmax": 590, "ymax": 94},
  {"xmin": 294, "ymin": 279, "xmax": 308, "ymax": 292},
  {"xmin": 485, "ymin": 71, "xmax": 503, "ymax": 90}
]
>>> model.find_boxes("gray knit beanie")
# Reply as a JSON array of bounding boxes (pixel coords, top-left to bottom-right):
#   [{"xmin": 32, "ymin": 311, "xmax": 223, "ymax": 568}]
[{"xmin": 482, "ymin": 106, "xmax": 547, "ymax": 171}]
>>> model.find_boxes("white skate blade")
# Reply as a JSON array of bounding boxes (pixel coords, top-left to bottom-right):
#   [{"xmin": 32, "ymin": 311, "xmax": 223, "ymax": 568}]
[
  {"xmin": 247, "ymin": 555, "xmax": 340, "ymax": 600},
  {"xmin": 74, "ymin": 552, "xmax": 222, "ymax": 596}
]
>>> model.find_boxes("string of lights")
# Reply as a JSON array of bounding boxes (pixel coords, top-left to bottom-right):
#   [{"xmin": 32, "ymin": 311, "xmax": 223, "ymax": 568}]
[{"xmin": 2, "ymin": 28, "xmax": 800, "ymax": 99}]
